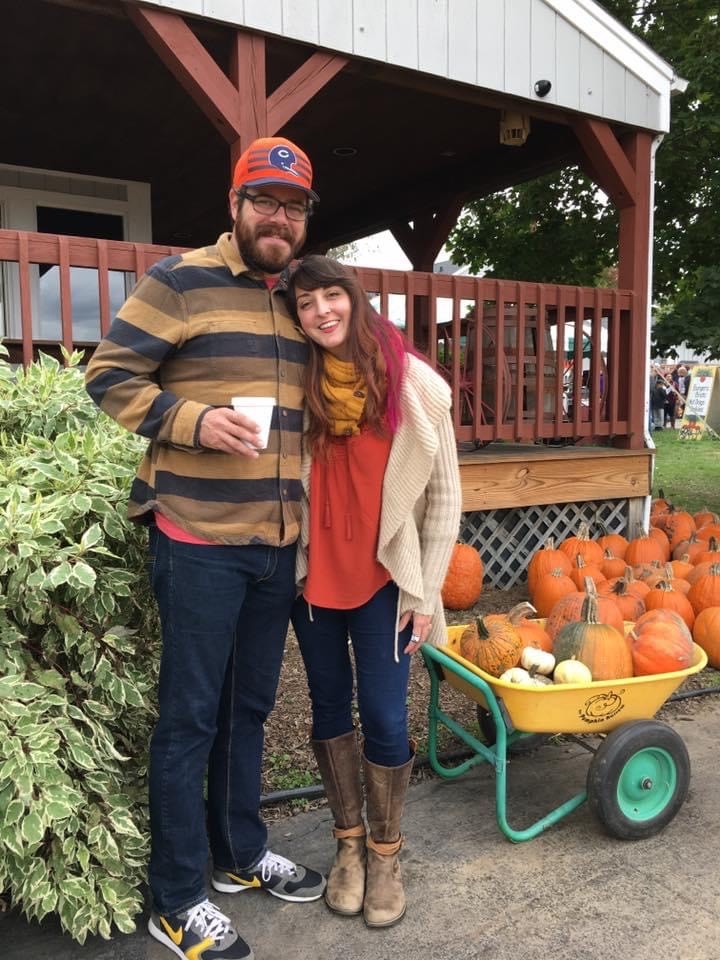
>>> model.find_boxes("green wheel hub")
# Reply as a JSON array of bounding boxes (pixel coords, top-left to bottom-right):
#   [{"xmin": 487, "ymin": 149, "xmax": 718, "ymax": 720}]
[{"xmin": 616, "ymin": 747, "xmax": 677, "ymax": 821}]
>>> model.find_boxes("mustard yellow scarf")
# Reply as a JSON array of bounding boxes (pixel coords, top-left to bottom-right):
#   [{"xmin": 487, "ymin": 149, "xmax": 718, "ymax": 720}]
[{"xmin": 321, "ymin": 353, "xmax": 367, "ymax": 436}]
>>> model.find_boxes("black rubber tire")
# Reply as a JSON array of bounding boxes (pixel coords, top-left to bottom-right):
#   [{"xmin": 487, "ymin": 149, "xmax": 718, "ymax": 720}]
[
  {"xmin": 586, "ymin": 720, "xmax": 690, "ymax": 840},
  {"xmin": 476, "ymin": 705, "xmax": 546, "ymax": 755}
]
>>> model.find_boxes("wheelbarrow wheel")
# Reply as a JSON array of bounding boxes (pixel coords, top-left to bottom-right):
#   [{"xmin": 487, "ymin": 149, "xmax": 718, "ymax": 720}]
[
  {"xmin": 476, "ymin": 706, "xmax": 546, "ymax": 755},
  {"xmin": 587, "ymin": 720, "xmax": 690, "ymax": 840}
]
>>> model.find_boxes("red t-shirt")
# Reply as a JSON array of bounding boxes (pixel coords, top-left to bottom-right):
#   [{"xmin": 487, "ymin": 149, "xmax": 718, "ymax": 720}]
[{"xmin": 304, "ymin": 426, "xmax": 392, "ymax": 609}]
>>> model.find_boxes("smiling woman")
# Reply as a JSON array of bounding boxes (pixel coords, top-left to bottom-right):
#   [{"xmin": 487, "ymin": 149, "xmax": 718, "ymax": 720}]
[
  {"xmin": 285, "ymin": 253, "xmax": 462, "ymax": 927},
  {"xmin": 294, "ymin": 285, "xmax": 353, "ymax": 360}
]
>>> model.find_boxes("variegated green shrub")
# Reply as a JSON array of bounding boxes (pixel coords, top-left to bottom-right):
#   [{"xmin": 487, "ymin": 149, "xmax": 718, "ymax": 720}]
[{"xmin": 0, "ymin": 345, "xmax": 159, "ymax": 942}]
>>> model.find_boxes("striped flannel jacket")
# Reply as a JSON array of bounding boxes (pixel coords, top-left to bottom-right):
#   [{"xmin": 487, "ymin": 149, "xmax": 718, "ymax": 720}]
[{"xmin": 85, "ymin": 233, "xmax": 308, "ymax": 546}]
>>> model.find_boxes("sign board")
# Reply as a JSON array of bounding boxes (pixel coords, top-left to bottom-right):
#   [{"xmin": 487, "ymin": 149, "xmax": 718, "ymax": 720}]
[{"xmin": 679, "ymin": 365, "xmax": 720, "ymax": 440}]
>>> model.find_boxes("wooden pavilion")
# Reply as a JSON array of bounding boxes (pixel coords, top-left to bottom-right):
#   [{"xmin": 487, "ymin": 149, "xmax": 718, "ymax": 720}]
[{"xmin": 0, "ymin": 0, "xmax": 684, "ymax": 584}]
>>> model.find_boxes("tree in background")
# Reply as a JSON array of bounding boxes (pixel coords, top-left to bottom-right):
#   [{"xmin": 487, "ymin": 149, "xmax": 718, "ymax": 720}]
[{"xmin": 446, "ymin": 0, "xmax": 720, "ymax": 359}]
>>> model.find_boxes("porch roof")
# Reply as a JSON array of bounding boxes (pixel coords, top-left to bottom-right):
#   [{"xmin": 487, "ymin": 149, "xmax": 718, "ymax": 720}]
[
  {"xmin": 137, "ymin": 0, "xmax": 682, "ymax": 132},
  {"xmin": 3, "ymin": 0, "xmax": 677, "ymax": 254}
]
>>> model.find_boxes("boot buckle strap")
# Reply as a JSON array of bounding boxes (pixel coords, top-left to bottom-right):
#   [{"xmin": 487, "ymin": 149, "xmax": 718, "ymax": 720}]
[
  {"xmin": 333, "ymin": 824, "xmax": 366, "ymax": 840},
  {"xmin": 367, "ymin": 835, "xmax": 403, "ymax": 856}
]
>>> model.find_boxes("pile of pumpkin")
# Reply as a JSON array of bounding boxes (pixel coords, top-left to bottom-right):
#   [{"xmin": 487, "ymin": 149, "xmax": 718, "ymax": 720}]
[{"xmin": 450, "ymin": 504, "xmax": 720, "ymax": 685}]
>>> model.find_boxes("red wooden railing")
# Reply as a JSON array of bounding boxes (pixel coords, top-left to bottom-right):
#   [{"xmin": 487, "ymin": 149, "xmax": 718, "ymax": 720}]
[{"xmin": 0, "ymin": 229, "xmax": 638, "ymax": 446}]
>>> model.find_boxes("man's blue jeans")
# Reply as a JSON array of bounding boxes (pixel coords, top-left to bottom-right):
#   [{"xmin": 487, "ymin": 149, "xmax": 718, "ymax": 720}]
[
  {"xmin": 147, "ymin": 527, "xmax": 297, "ymax": 914},
  {"xmin": 291, "ymin": 582, "xmax": 412, "ymax": 767}
]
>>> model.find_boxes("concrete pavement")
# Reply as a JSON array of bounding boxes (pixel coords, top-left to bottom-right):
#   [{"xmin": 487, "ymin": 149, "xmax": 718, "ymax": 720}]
[{"xmin": 4, "ymin": 697, "xmax": 720, "ymax": 960}]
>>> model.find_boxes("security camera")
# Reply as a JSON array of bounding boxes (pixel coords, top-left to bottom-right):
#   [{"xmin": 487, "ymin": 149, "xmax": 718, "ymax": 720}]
[{"xmin": 534, "ymin": 79, "xmax": 552, "ymax": 98}]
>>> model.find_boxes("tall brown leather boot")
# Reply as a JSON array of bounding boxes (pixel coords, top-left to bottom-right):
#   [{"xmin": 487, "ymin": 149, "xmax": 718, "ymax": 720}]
[
  {"xmin": 362, "ymin": 744, "xmax": 415, "ymax": 928},
  {"xmin": 312, "ymin": 730, "xmax": 366, "ymax": 916}
]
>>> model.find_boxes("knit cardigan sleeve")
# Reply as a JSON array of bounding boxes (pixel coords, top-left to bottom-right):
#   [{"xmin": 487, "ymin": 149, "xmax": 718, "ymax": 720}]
[{"xmin": 415, "ymin": 408, "xmax": 462, "ymax": 615}]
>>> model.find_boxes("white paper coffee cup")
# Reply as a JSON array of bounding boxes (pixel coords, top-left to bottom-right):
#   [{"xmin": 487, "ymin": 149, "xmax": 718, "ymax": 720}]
[{"xmin": 231, "ymin": 396, "xmax": 276, "ymax": 449}]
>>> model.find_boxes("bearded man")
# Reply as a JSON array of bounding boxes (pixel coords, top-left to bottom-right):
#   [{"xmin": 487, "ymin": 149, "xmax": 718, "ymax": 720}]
[{"xmin": 85, "ymin": 138, "xmax": 324, "ymax": 960}]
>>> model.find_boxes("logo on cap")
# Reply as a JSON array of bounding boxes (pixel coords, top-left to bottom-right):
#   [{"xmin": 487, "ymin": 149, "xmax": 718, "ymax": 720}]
[{"xmin": 268, "ymin": 145, "xmax": 301, "ymax": 178}]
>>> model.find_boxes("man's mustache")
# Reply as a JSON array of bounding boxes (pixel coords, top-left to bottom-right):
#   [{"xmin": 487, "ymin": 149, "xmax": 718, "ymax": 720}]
[{"xmin": 255, "ymin": 225, "xmax": 293, "ymax": 242}]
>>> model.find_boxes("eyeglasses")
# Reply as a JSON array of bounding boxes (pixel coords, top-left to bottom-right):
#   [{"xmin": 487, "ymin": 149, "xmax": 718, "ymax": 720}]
[{"xmin": 237, "ymin": 190, "xmax": 313, "ymax": 222}]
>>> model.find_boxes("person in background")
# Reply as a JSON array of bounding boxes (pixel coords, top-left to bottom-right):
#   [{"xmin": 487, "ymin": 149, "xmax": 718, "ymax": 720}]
[
  {"xmin": 287, "ymin": 256, "xmax": 462, "ymax": 930},
  {"xmin": 651, "ymin": 375, "xmax": 667, "ymax": 429},
  {"xmin": 85, "ymin": 137, "xmax": 326, "ymax": 960}
]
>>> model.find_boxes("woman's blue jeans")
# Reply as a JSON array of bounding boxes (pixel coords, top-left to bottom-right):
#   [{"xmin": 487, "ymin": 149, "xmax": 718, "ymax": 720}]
[
  {"xmin": 147, "ymin": 527, "xmax": 297, "ymax": 914},
  {"xmin": 291, "ymin": 582, "xmax": 412, "ymax": 767}
]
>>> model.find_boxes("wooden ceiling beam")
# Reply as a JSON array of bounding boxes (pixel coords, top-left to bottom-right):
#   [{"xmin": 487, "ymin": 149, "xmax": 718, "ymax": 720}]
[
  {"xmin": 267, "ymin": 52, "xmax": 349, "ymax": 135},
  {"xmin": 125, "ymin": 4, "xmax": 243, "ymax": 142},
  {"xmin": 390, "ymin": 199, "xmax": 465, "ymax": 270},
  {"xmin": 572, "ymin": 117, "xmax": 637, "ymax": 208},
  {"xmin": 230, "ymin": 32, "xmax": 267, "ymax": 146}
]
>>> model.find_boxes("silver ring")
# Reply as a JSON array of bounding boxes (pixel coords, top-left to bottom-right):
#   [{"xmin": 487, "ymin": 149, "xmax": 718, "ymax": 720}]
[{"xmin": 410, "ymin": 634, "xmax": 421, "ymax": 643}]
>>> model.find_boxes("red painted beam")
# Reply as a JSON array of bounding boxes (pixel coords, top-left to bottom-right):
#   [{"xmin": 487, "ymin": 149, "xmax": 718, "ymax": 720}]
[
  {"xmin": 573, "ymin": 118, "xmax": 637, "ymax": 209},
  {"xmin": 267, "ymin": 52, "xmax": 349, "ymax": 135},
  {"xmin": 126, "ymin": 4, "xmax": 243, "ymax": 142}
]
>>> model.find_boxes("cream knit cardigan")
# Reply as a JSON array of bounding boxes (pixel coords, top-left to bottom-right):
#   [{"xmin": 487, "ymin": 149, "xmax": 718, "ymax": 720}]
[{"xmin": 296, "ymin": 353, "xmax": 463, "ymax": 660}]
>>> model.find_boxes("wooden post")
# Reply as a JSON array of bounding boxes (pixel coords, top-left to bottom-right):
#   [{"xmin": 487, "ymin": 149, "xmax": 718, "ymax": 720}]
[
  {"xmin": 573, "ymin": 120, "xmax": 653, "ymax": 450},
  {"xmin": 617, "ymin": 132, "xmax": 653, "ymax": 450}
]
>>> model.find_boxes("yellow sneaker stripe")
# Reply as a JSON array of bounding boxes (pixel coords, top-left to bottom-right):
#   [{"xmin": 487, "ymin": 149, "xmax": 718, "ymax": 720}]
[
  {"xmin": 227, "ymin": 871, "xmax": 261, "ymax": 889},
  {"xmin": 186, "ymin": 938, "xmax": 214, "ymax": 960},
  {"xmin": 160, "ymin": 916, "xmax": 183, "ymax": 946}
]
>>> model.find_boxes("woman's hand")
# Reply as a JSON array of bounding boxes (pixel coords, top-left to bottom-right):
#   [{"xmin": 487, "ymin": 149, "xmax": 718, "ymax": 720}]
[{"xmin": 400, "ymin": 612, "xmax": 432, "ymax": 654}]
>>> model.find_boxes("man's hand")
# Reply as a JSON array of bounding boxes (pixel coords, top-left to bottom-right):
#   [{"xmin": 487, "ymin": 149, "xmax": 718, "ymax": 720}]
[{"xmin": 198, "ymin": 407, "xmax": 264, "ymax": 457}]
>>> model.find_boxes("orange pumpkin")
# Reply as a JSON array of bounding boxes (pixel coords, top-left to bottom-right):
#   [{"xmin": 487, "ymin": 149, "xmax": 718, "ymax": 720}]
[
  {"xmin": 608, "ymin": 566, "xmax": 650, "ymax": 600},
  {"xmin": 693, "ymin": 606, "xmax": 720, "ymax": 668},
  {"xmin": 558, "ymin": 522, "xmax": 604, "ymax": 567},
  {"xmin": 459, "ymin": 603, "xmax": 529, "ymax": 676},
  {"xmin": 531, "ymin": 567, "xmax": 577, "ymax": 618},
  {"xmin": 553, "ymin": 593, "xmax": 633, "ymax": 681},
  {"xmin": 597, "ymin": 577, "xmax": 645, "ymax": 622},
  {"xmin": 441, "ymin": 543, "xmax": 484, "ymax": 610},
  {"xmin": 687, "ymin": 563, "xmax": 720, "ymax": 616},
  {"xmin": 568, "ymin": 554, "xmax": 606, "ymax": 591},
  {"xmin": 643, "ymin": 580, "xmax": 695, "ymax": 630},
  {"xmin": 624, "ymin": 526, "xmax": 666, "ymax": 567},
  {"xmin": 515, "ymin": 614, "xmax": 553, "ymax": 655},
  {"xmin": 527, "ymin": 537, "xmax": 572, "ymax": 594},
  {"xmin": 693, "ymin": 536, "xmax": 720, "ymax": 567},
  {"xmin": 669, "ymin": 555, "xmax": 694, "ymax": 581},
  {"xmin": 664, "ymin": 507, "xmax": 697, "ymax": 547},
  {"xmin": 600, "ymin": 549, "xmax": 628, "ymax": 581},
  {"xmin": 630, "ymin": 614, "xmax": 694, "ymax": 676},
  {"xmin": 647, "ymin": 526, "xmax": 672, "ymax": 561},
  {"xmin": 672, "ymin": 532, "xmax": 706, "ymax": 564},
  {"xmin": 545, "ymin": 577, "xmax": 624, "ymax": 641},
  {"xmin": 696, "ymin": 522, "xmax": 720, "ymax": 543},
  {"xmin": 694, "ymin": 509, "xmax": 719, "ymax": 529},
  {"xmin": 597, "ymin": 531, "xmax": 629, "ymax": 560}
]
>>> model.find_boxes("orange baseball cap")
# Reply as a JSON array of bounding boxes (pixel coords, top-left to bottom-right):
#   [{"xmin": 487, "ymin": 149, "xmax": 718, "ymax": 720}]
[{"xmin": 232, "ymin": 137, "xmax": 319, "ymax": 202}]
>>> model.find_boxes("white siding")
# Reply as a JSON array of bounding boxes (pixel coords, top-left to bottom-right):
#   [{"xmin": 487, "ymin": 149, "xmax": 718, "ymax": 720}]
[
  {"xmin": 418, "ymin": 0, "xmax": 449, "ymax": 77},
  {"xmin": 387, "ymin": 0, "xmax": 419, "ymax": 69},
  {"xmin": 476, "ymin": 0, "xmax": 504, "ymax": 90},
  {"xmin": 318, "ymin": 0, "xmax": 354, "ymax": 51},
  {"xmin": 447, "ymin": 0, "xmax": 477, "ymax": 85},
  {"xmin": 531, "ymin": 0, "xmax": 557, "ymax": 104},
  {"xmin": 504, "ymin": 0, "xmax": 532, "ymax": 97},
  {"xmin": 555, "ymin": 13, "xmax": 580, "ymax": 110},
  {"xmin": 135, "ymin": 0, "xmax": 675, "ymax": 132}
]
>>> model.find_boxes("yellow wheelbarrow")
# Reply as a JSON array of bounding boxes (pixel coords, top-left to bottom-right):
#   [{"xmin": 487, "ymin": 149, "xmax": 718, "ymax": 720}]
[{"xmin": 420, "ymin": 624, "xmax": 707, "ymax": 841}]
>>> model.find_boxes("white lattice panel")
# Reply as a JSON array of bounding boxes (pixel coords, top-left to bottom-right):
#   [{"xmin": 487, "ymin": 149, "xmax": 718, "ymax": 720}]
[{"xmin": 461, "ymin": 499, "xmax": 630, "ymax": 588}]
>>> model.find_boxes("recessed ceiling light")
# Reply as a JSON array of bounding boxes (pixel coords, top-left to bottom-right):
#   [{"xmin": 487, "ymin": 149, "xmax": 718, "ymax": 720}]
[{"xmin": 332, "ymin": 146, "xmax": 357, "ymax": 158}]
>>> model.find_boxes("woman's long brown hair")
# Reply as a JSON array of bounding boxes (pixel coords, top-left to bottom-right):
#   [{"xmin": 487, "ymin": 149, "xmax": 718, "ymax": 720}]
[{"xmin": 287, "ymin": 255, "xmax": 408, "ymax": 458}]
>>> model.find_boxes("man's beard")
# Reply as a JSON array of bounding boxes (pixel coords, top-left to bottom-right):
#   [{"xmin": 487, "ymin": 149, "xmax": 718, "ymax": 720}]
[{"xmin": 234, "ymin": 217, "xmax": 305, "ymax": 275}]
